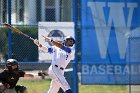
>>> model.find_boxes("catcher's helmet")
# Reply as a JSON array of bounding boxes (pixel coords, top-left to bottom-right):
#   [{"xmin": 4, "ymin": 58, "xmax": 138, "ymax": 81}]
[
  {"xmin": 63, "ymin": 36, "xmax": 75, "ymax": 47},
  {"xmin": 6, "ymin": 59, "xmax": 19, "ymax": 72}
]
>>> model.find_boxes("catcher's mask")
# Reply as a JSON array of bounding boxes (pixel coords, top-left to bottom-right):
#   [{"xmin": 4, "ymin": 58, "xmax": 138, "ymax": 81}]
[
  {"xmin": 63, "ymin": 36, "xmax": 75, "ymax": 47},
  {"xmin": 6, "ymin": 59, "xmax": 19, "ymax": 72}
]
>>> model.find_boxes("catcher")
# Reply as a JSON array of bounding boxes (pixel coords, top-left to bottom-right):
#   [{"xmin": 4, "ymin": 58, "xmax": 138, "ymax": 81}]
[{"xmin": 0, "ymin": 59, "xmax": 34, "ymax": 93}]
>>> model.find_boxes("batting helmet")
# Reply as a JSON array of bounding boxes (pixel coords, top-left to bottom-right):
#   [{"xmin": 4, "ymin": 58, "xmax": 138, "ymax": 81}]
[
  {"xmin": 6, "ymin": 59, "xmax": 19, "ymax": 72},
  {"xmin": 63, "ymin": 36, "xmax": 75, "ymax": 47}
]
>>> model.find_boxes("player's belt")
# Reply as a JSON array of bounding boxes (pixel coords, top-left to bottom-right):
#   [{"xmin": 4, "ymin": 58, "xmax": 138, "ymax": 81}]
[{"xmin": 55, "ymin": 65, "xmax": 64, "ymax": 70}]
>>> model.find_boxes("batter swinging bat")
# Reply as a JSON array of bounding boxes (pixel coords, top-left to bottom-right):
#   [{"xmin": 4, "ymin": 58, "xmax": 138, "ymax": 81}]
[{"xmin": 4, "ymin": 23, "xmax": 34, "ymax": 41}]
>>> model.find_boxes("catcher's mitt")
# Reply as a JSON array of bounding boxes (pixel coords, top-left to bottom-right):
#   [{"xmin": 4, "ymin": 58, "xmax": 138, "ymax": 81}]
[{"xmin": 38, "ymin": 71, "xmax": 48, "ymax": 76}]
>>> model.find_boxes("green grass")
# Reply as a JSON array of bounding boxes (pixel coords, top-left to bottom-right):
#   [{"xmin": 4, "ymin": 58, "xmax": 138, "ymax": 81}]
[
  {"xmin": 79, "ymin": 84, "xmax": 126, "ymax": 93},
  {"xmin": 18, "ymin": 79, "xmax": 127, "ymax": 93},
  {"xmin": 18, "ymin": 79, "xmax": 50, "ymax": 93}
]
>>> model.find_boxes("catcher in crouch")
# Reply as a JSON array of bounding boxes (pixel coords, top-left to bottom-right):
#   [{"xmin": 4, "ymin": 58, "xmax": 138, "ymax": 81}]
[
  {"xmin": 34, "ymin": 36, "xmax": 75, "ymax": 93},
  {"xmin": 0, "ymin": 59, "xmax": 34, "ymax": 93}
]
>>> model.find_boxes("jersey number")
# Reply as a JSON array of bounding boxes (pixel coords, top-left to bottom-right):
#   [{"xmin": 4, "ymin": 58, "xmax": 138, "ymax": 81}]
[{"xmin": 66, "ymin": 54, "xmax": 68, "ymax": 60}]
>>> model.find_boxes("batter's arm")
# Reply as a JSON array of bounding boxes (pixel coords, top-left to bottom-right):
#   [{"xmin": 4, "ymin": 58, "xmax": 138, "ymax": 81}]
[
  {"xmin": 34, "ymin": 39, "xmax": 49, "ymax": 52},
  {"xmin": 52, "ymin": 40, "xmax": 71, "ymax": 53},
  {"xmin": 42, "ymin": 36, "xmax": 71, "ymax": 53},
  {"xmin": 42, "ymin": 35, "xmax": 63, "ymax": 48},
  {"xmin": 51, "ymin": 40, "xmax": 63, "ymax": 49}
]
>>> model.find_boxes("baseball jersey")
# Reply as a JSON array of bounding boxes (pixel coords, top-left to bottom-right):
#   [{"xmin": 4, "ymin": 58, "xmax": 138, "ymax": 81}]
[
  {"xmin": 48, "ymin": 46, "xmax": 75, "ymax": 69},
  {"xmin": 0, "ymin": 70, "xmax": 25, "ymax": 88}
]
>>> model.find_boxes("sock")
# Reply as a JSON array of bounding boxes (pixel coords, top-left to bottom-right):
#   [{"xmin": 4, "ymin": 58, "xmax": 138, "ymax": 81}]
[{"xmin": 65, "ymin": 89, "xmax": 73, "ymax": 93}]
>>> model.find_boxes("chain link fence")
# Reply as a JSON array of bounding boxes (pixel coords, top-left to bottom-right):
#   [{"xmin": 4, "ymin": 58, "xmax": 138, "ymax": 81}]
[
  {"xmin": 0, "ymin": 0, "xmax": 74, "ymax": 60},
  {"xmin": 1, "ymin": 0, "xmax": 140, "ymax": 93},
  {"xmin": 0, "ymin": 0, "xmax": 76, "ymax": 93}
]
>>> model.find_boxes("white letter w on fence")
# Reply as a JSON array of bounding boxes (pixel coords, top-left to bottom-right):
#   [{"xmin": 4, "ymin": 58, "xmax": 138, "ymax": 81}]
[{"xmin": 88, "ymin": 2, "xmax": 137, "ymax": 59}]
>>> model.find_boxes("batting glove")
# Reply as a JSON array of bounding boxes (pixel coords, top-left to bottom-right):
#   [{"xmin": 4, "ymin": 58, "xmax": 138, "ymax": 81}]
[
  {"xmin": 44, "ymin": 37, "xmax": 51, "ymax": 42},
  {"xmin": 38, "ymin": 71, "xmax": 48, "ymax": 76},
  {"xmin": 34, "ymin": 39, "xmax": 42, "ymax": 47}
]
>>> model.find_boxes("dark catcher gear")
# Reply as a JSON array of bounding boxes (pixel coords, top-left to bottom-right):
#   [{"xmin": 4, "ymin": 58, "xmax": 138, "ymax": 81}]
[{"xmin": 6, "ymin": 59, "xmax": 19, "ymax": 73}]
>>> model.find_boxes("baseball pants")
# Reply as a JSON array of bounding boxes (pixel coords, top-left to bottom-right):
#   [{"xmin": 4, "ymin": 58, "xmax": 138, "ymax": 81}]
[{"xmin": 48, "ymin": 65, "xmax": 71, "ymax": 93}]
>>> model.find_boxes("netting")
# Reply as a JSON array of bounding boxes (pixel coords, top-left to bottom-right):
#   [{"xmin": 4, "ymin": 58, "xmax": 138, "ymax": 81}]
[
  {"xmin": 1, "ymin": 0, "xmax": 140, "ymax": 93},
  {"xmin": 0, "ymin": 0, "xmax": 75, "ymax": 93}
]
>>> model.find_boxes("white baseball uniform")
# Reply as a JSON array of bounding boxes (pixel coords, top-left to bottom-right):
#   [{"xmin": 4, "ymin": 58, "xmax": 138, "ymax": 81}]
[{"xmin": 47, "ymin": 45, "xmax": 75, "ymax": 93}]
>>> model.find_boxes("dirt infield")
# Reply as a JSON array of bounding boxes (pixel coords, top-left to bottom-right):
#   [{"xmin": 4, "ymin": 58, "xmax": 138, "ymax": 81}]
[{"xmin": 128, "ymin": 85, "xmax": 140, "ymax": 93}]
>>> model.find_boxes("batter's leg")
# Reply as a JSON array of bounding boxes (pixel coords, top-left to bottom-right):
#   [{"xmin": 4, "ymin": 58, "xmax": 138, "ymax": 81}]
[
  {"xmin": 49, "ymin": 66, "xmax": 72, "ymax": 93},
  {"xmin": 48, "ymin": 80, "xmax": 60, "ymax": 93},
  {"xmin": 52, "ymin": 75, "xmax": 71, "ymax": 92}
]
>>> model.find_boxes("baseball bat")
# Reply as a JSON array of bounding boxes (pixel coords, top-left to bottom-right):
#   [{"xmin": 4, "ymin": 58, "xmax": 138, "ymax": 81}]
[
  {"xmin": 42, "ymin": 35, "xmax": 51, "ymax": 42},
  {"xmin": 4, "ymin": 23, "xmax": 34, "ymax": 41},
  {"xmin": 42, "ymin": 35, "xmax": 49, "ymax": 39}
]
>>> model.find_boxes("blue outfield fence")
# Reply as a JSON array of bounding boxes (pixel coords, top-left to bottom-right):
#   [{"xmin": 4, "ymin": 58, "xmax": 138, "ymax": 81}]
[
  {"xmin": 1, "ymin": 0, "xmax": 140, "ymax": 93},
  {"xmin": 80, "ymin": 0, "xmax": 140, "ymax": 85},
  {"xmin": 81, "ymin": 63, "xmax": 140, "ymax": 85}
]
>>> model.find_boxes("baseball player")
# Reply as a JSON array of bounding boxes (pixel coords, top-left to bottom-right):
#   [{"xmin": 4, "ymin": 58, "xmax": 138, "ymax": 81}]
[
  {"xmin": 0, "ymin": 59, "xmax": 34, "ymax": 93},
  {"xmin": 34, "ymin": 36, "xmax": 75, "ymax": 93}
]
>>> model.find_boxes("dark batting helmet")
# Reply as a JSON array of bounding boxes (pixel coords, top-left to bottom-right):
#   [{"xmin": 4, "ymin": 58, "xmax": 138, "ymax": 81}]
[
  {"xmin": 63, "ymin": 36, "xmax": 75, "ymax": 47},
  {"xmin": 6, "ymin": 59, "xmax": 19, "ymax": 72}
]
